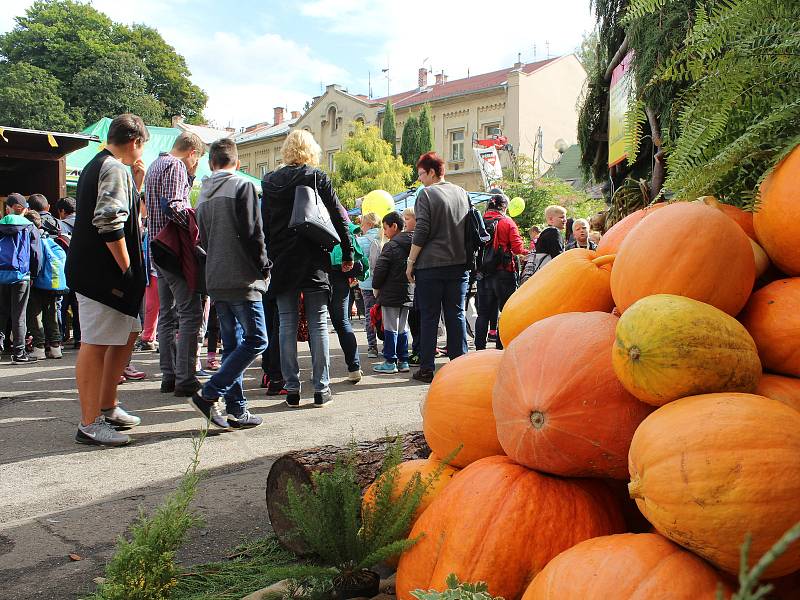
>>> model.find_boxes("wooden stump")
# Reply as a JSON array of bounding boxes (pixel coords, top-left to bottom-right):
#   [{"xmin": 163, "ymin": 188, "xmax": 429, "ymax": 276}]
[{"xmin": 266, "ymin": 431, "xmax": 430, "ymax": 554}]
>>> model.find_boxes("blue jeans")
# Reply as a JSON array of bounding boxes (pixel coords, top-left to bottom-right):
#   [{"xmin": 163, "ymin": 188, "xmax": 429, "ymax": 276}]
[
  {"xmin": 277, "ymin": 289, "xmax": 330, "ymax": 394},
  {"xmin": 361, "ymin": 289, "xmax": 378, "ymax": 350},
  {"xmin": 382, "ymin": 305, "xmax": 410, "ymax": 363},
  {"xmin": 415, "ymin": 265, "xmax": 469, "ymax": 371},
  {"xmin": 328, "ymin": 271, "xmax": 361, "ymax": 373},
  {"xmin": 201, "ymin": 299, "xmax": 268, "ymax": 416}
]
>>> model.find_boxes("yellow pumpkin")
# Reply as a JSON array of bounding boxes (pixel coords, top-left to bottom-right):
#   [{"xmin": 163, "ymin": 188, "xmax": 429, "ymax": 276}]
[{"xmin": 612, "ymin": 294, "xmax": 761, "ymax": 406}]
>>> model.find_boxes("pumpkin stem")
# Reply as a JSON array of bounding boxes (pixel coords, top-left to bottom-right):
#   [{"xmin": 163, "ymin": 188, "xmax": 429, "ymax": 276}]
[
  {"xmin": 628, "ymin": 478, "xmax": 643, "ymax": 500},
  {"xmin": 629, "ymin": 346, "xmax": 641, "ymax": 361},
  {"xmin": 530, "ymin": 411, "xmax": 546, "ymax": 429},
  {"xmin": 591, "ymin": 254, "xmax": 616, "ymax": 267}
]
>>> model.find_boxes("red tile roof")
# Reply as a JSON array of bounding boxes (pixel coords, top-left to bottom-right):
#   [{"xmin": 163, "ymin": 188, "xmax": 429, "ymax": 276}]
[{"xmin": 372, "ymin": 57, "xmax": 559, "ymax": 110}]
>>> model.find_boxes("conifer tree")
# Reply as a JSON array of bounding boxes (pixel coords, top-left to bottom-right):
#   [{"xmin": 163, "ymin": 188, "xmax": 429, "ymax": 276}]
[{"xmin": 417, "ymin": 104, "xmax": 434, "ymax": 156}]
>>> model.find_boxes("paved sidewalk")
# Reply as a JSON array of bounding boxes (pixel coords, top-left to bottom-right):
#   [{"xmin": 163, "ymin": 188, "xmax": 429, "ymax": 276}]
[{"xmin": 0, "ymin": 323, "xmax": 430, "ymax": 599}]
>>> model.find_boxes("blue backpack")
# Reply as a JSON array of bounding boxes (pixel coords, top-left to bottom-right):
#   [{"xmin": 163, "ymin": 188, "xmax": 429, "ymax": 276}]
[
  {"xmin": 0, "ymin": 215, "xmax": 32, "ymax": 285},
  {"xmin": 34, "ymin": 236, "xmax": 68, "ymax": 292}
]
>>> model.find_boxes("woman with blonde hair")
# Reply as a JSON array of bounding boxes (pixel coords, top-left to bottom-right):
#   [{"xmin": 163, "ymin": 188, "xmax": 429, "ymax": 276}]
[{"xmin": 261, "ymin": 129, "xmax": 353, "ymax": 408}]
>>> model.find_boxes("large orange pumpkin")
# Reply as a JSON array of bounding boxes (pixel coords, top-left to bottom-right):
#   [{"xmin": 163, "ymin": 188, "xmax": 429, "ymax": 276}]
[
  {"xmin": 755, "ymin": 374, "xmax": 800, "ymax": 413},
  {"xmin": 522, "ymin": 533, "xmax": 729, "ymax": 599},
  {"xmin": 362, "ymin": 458, "xmax": 459, "ymax": 526},
  {"xmin": 610, "ymin": 202, "xmax": 755, "ymax": 316},
  {"xmin": 498, "ymin": 249, "xmax": 615, "ymax": 345},
  {"xmin": 612, "ymin": 294, "xmax": 761, "ymax": 406},
  {"xmin": 739, "ymin": 278, "xmax": 800, "ymax": 377},
  {"xmin": 493, "ymin": 312, "xmax": 652, "ymax": 478},
  {"xmin": 596, "ymin": 202, "xmax": 667, "ymax": 256},
  {"xmin": 396, "ymin": 455, "xmax": 625, "ymax": 600},
  {"xmin": 702, "ymin": 195, "xmax": 757, "ymax": 240},
  {"xmin": 422, "ymin": 350, "xmax": 505, "ymax": 468},
  {"xmin": 628, "ymin": 393, "xmax": 800, "ymax": 577},
  {"xmin": 753, "ymin": 145, "xmax": 800, "ymax": 275}
]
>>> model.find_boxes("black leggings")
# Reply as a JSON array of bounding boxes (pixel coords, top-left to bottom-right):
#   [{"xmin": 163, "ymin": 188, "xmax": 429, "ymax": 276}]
[{"xmin": 207, "ymin": 302, "xmax": 219, "ymax": 354}]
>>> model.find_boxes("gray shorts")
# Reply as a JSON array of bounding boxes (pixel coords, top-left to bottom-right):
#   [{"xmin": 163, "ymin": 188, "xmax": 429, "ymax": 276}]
[{"xmin": 76, "ymin": 293, "xmax": 141, "ymax": 346}]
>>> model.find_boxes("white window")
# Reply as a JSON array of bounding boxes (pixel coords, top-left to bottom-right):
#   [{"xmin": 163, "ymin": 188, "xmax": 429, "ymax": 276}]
[
  {"xmin": 484, "ymin": 123, "xmax": 501, "ymax": 138},
  {"xmin": 258, "ymin": 163, "xmax": 269, "ymax": 177},
  {"xmin": 328, "ymin": 150, "xmax": 337, "ymax": 172},
  {"xmin": 240, "ymin": 165, "xmax": 250, "ymax": 174},
  {"xmin": 451, "ymin": 130, "xmax": 465, "ymax": 162}
]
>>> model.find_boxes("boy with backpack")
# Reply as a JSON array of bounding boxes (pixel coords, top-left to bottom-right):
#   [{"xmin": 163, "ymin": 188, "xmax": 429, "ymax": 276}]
[
  {"xmin": 475, "ymin": 194, "xmax": 527, "ymax": 350},
  {"xmin": 371, "ymin": 211, "xmax": 414, "ymax": 373},
  {"xmin": 0, "ymin": 207, "xmax": 42, "ymax": 363},
  {"xmin": 22, "ymin": 208, "xmax": 67, "ymax": 359}
]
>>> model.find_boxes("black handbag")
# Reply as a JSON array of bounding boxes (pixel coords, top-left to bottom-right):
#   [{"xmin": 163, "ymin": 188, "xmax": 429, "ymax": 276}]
[{"xmin": 288, "ymin": 170, "xmax": 341, "ymax": 252}]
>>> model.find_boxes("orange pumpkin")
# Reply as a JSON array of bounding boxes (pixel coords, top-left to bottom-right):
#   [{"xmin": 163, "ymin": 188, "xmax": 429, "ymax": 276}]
[
  {"xmin": 522, "ymin": 533, "xmax": 729, "ymax": 600},
  {"xmin": 754, "ymin": 145, "xmax": 800, "ymax": 275},
  {"xmin": 493, "ymin": 312, "xmax": 652, "ymax": 478},
  {"xmin": 750, "ymin": 238, "xmax": 771, "ymax": 279},
  {"xmin": 596, "ymin": 203, "xmax": 667, "ymax": 256},
  {"xmin": 755, "ymin": 374, "xmax": 800, "ymax": 413},
  {"xmin": 396, "ymin": 455, "xmax": 625, "ymax": 600},
  {"xmin": 628, "ymin": 393, "xmax": 800, "ymax": 578},
  {"xmin": 739, "ymin": 278, "xmax": 800, "ymax": 377},
  {"xmin": 498, "ymin": 249, "xmax": 615, "ymax": 345},
  {"xmin": 422, "ymin": 350, "xmax": 505, "ymax": 468},
  {"xmin": 611, "ymin": 202, "xmax": 755, "ymax": 315},
  {"xmin": 362, "ymin": 458, "xmax": 459, "ymax": 526},
  {"xmin": 702, "ymin": 195, "xmax": 757, "ymax": 240}
]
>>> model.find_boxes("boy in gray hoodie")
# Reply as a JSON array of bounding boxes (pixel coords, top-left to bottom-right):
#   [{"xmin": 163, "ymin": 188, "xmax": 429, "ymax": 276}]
[{"xmin": 190, "ymin": 138, "xmax": 270, "ymax": 429}]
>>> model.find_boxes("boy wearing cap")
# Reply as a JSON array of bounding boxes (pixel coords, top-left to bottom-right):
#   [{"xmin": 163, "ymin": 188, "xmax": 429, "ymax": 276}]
[{"xmin": 4, "ymin": 193, "xmax": 27, "ymax": 216}]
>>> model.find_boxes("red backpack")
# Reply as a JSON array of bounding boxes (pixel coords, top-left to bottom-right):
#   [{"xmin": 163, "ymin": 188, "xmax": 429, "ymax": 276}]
[{"xmin": 370, "ymin": 302, "xmax": 384, "ymax": 341}]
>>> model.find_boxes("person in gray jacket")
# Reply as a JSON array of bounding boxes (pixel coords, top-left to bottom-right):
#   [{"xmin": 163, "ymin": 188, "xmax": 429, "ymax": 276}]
[{"xmin": 190, "ymin": 138, "xmax": 270, "ymax": 430}]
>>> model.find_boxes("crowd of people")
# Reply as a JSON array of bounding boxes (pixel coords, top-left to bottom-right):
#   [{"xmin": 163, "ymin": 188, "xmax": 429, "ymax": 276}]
[{"xmin": 0, "ymin": 112, "xmax": 597, "ymax": 448}]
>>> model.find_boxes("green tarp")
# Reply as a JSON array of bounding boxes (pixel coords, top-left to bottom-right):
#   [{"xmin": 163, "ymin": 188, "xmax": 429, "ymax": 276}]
[{"xmin": 66, "ymin": 118, "xmax": 260, "ymax": 189}]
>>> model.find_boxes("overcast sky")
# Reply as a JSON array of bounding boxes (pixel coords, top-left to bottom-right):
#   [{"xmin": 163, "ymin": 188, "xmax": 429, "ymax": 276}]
[{"xmin": 1, "ymin": 0, "xmax": 596, "ymax": 129}]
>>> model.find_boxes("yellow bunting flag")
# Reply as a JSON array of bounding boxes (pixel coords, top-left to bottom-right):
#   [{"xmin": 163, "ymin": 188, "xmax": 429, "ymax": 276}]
[
  {"xmin": 0, "ymin": 128, "xmax": 7, "ymax": 142},
  {"xmin": 47, "ymin": 133, "xmax": 58, "ymax": 148}
]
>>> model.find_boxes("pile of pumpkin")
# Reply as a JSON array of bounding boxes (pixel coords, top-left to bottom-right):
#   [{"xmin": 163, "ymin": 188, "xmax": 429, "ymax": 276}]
[{"xmin": 366, "ymin": 147, "xmax": 800, "ymax": 599}]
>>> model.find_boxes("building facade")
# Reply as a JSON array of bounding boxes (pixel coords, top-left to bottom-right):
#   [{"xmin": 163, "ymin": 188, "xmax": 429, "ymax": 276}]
[{"xmin": 235, "ymin": 55, "xmax": 586, "ymax": 191}]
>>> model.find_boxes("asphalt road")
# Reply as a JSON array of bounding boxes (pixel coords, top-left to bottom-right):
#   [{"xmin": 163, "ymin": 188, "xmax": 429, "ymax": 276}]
[{"xmin": 0, "ymin": 321, "xmax": 429, "ymax": 599}]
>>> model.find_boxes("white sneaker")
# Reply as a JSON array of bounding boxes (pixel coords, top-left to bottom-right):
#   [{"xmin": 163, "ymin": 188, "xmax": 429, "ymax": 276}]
[
  {"xmin": 348, "ymin": 369, "xmax": 363, "ymax": 383},
  {"xmin": 30, "ymin": 347, "xmax": 46, "ymax": 360},
  {"xmin": 102, "ymin": 405, "xmax": 142, "ymax": 427},
  {"xmin": 76, "ymin": 416, "xmax": 130, "ymax": 446},
  {"xmin": 46, "ymin": 345, "xmax": 62, "ymax": 359}
]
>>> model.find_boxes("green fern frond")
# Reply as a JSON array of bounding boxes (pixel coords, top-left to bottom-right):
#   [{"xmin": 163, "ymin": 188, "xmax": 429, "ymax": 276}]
[
  {"xmin": 623, "ymin": 99, "xmax": 647, "ymax": 163},
  {"xmin": 621, "ymin": 0, "xmax": 668, "ymax": 25}
]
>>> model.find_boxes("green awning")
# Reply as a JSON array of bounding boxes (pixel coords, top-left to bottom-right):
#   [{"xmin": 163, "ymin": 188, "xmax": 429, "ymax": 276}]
[{"xmin": 66, "ymin": 118, "xmax": 260, "ymax": 189}]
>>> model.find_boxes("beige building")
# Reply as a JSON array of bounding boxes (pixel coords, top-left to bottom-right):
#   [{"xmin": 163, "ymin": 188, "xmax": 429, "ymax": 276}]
[{"xmin": 235, "ymin": 54, "xmax": 586, "ymax": 191}]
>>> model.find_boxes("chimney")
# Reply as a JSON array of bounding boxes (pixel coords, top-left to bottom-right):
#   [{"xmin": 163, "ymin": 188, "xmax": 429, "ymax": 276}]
[
  {"xmin": 171, "ymin": 115, "xmax": 185, "ymax": 127},
  {"xmin": 435, "ymin": 73, "xmax": 444, "ymax": 85},
  {"xmin": 273, "ymin": 106, "xmax": 285, "ymax": 125},
  {"xmin": 290, "ymin": 110, "xmax": 301, "ymax": 119},
  {"xmin": 443, "ymin": 73, "xmax": 448, "ymax": 83},
  {"xmin": 418, "ymin": 67, "xmax": 428, "ymax": 88}
]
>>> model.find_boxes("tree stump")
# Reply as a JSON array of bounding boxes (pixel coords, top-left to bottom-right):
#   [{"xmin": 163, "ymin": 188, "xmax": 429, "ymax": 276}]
[{"xmin": 266, "ymin": 431, "xmax": 430, "ymax": 554}]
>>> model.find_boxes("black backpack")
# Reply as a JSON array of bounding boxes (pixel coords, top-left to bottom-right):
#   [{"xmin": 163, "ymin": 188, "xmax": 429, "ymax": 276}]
[
  {"xmin": 464, "ymin": 195, "xmax": 490, "ymax": 271},
  {"xmin": 477, "ymin": 216, "xmax": 504, "ymax": 275}
]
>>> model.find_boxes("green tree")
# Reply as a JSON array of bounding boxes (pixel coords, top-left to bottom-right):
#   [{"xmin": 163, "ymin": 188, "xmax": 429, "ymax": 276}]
[
  {"xmin": 417, "ymin": 103, "xmax": 434, "ymax": 156},
  {"xmin": 332, "ymin": 122, "xmax": 408, "ymax": 207},
  {"xmin": 71, "ymin": 51, "xmax": 167, "ymax": 125},
  {"xmin": 0, "ymin": 62, "xmax": 81, "ymax": 130},
  {"xmin": 400, "ymin": 114, "xmax": 420, "ymax": 182},
  {"xmin": 381, "ymin": 100, "xmax": 397, "ymax": 155}
]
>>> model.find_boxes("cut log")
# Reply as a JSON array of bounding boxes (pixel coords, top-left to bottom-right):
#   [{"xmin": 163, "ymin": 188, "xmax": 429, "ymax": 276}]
[{"xmin": 266, "ymin": 431, "xmax": 430, "ymax": 554}]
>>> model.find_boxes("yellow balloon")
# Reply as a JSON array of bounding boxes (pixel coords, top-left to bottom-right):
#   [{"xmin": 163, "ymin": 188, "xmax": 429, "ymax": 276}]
[
  {"xmin": 362, "ymin": 189, "xmax": 394, "ymax": 218},
  {"xmin": 508, "ymin": 196, "xmax": 525, "ymax": 218}
]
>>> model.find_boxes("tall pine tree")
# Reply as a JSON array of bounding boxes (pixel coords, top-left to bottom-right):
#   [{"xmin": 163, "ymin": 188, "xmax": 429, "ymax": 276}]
[
  {"xmin": 381, "ymin": 100, "xmax": 397, "ymax": 155},
  {"xmin": 418, "ymin": 103, "xmax": 434, "ymax": 155},
  {"xmin": 400, "ymin": 114, "xmax": 419, "ymax": 168}
]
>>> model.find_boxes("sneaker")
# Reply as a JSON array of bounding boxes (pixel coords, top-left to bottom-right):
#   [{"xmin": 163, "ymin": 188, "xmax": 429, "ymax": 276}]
[
  {"xmin": 266, "ymin": 378, "xmax": 286, "ymax": 396},
  {"xmin": 260, "ymin": 373, "xmax": 270, "ymax": 388},
  {"xmin": 135, "ymin": 339, "xmax": 156, "ymax": 351},
  {"xmin": 188, "ymin": 393, "xmax": 229, "ymax": 429},
  {"xmin": 408, "ymin": 353, "xmax": 420, "ymax": 366},
  {"xmin": 348, "ymin": 369, "xmax": 363, "ymax": 383},
  {"xmin": 412, "ymin": 368, "xmax": 435, "ymax": 384},
  {"xmin": 397, "ymin": 361, "xmax": 410, "ymax": 373},
  {"xmin": 434, "ymin": 346, "xmax": 447, "ymax": 358},
  {"xmin": 487, "ymin": 330, "xmax": 498, "ymax": 343},
  {"xmin": 46, "ymin": 345, "xmax": 63, "ymax": 359},
  {"xmin": 373, "ymin": 361, "xmax": 398, "ymax": 374},
  {"xmin": 102, "ymin": 405, "xmax": 142, "ymax": 428},
  {"xmin": 285, "ymin": 392, "xmax": 300, "ymax": 408},
  {"xmin": 123, "ymin": 364, "xmax": 146, "ymax": 381},
  {"xmin": 227, "ymin": 410, "xmax": 263, "ymax": 429},
  {"xmin": 76, "ymin": 416, "xmax": 130, "ymax": 446},
  {"xmin": 30, "ymin": 346, "xmax": 46, "ymax": 360},
  {"xmin": 313, "ymin": 390, "xmax": 333, "ymax": 408},
  {"xmin": 11, "ymin": 353, "xmax": 38, "ymax": 364},
  {"xmin": 205, "ymin": 356, "xmax": 220, "ymax": 371},
  {"xmin": 160, "ymin": 379, "xmax": 176, "ymax": 393},
  {"xmin": 367, "ymin": 347, "xmax": 379, "ymax": 358}
]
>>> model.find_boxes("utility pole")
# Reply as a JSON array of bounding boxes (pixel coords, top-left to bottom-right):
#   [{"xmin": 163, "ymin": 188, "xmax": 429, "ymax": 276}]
[{"xmin": 382, "ymin": 57, "xmax": 390, "ymax": 97}]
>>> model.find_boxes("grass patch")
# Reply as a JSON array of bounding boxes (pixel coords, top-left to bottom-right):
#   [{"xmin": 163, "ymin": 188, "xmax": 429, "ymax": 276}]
[{"xmin": 171, "ymin": 536, "xmax": 331, "ymax": 600}]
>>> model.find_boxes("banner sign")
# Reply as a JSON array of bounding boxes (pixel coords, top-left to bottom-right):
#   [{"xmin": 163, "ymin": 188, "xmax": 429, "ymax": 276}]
[
  {"xmin": 608, "ymin": 51, "xmax": 635, "ymax": 168},
  {"xmin": 474, "ymin": 145, "xmax": 504, "ymax": 189}
]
